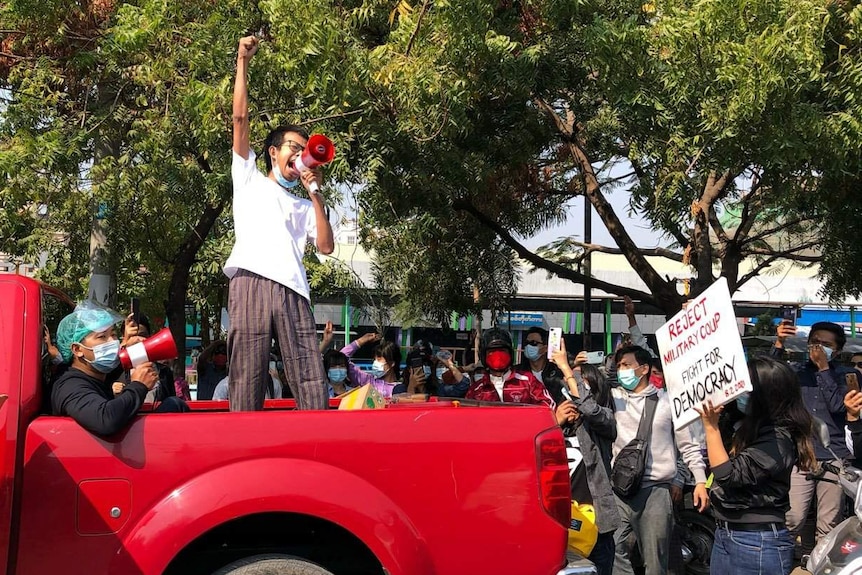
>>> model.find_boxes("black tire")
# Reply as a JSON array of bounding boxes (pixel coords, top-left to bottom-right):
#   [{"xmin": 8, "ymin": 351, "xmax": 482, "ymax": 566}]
[
  {"xmin": 213, "ymin": 554, "xmax": 334, "ymax": 575},
  {"xmin": 679, "ymin": 511, "xmax": 715, "ymax": 575}
]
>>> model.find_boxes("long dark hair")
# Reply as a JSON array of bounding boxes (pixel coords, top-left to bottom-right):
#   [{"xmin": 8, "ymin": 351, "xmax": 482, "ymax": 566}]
[
  {"xmin": 733, "ymin": 356, "xmax": 816, "ymax": 472},
  {"xmin": 373, "ymin": 340, "xmax": 401, "ymax": 380},
  {"xmin": 580, "ymin": 363, "xmax": 611, "ymax": 408}
]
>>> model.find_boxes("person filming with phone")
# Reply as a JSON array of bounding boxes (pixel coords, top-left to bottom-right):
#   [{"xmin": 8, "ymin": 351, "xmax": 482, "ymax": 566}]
[{"xmin": 771, "ymin": 319, "xmax": 852, "ymax": 554}]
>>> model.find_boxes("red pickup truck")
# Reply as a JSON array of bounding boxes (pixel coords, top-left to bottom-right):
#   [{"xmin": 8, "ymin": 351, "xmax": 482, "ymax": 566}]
[{"xmin": 0, "ymin": 274, "xmax": 595, "ymax": 575}]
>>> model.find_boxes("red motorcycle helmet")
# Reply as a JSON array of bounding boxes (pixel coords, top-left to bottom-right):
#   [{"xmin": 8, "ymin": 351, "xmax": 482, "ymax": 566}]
[{"xmin": 480, "ymin": 327, "xmax": 514, "ymax": 372}]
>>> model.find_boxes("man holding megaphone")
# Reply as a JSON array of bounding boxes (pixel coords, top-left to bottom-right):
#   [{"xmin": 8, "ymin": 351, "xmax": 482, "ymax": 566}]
[{"xmin": 223, "ymin": 35, "xmax": 334, "ymax": 411}]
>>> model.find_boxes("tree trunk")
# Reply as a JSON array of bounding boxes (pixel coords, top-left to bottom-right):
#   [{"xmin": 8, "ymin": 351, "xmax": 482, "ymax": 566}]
[{"xmin": 164, "ymin": 198, "xmax": 227, "ymax": 362}]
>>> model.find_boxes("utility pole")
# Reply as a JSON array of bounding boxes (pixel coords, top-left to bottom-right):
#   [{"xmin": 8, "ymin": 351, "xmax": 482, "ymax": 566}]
[{"xmin": 583, "ymin": 198, "xmax": 592, "ymax": 351}]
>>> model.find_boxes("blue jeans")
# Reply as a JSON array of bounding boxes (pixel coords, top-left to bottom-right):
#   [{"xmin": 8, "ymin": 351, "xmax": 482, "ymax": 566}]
[{"xmin": 710, "ymin": 525, "xmax": 794, "ymax": 575}]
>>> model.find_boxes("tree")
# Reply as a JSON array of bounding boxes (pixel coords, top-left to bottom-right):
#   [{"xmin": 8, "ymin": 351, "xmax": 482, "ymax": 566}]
[
  {"xmin": 340, "ymin": 0, "xmax": 842, "ymax": 318},
  {"xmin": 1, "ymin": 0, "xmax": 262, "ymax": 356}
]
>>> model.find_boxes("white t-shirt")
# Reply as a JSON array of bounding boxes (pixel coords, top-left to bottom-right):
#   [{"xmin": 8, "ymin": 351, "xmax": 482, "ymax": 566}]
[{"xmin": 223, "ymin": 151, "xmax": 318, "ymax": 301}]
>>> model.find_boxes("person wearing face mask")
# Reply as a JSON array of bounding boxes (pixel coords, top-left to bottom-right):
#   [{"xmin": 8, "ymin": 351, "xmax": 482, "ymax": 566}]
[
  {"xmin": 466, "ymin": 328, "xmax": 552, "ymax": 407},
  {"xmin": 695, "ymin": 357, "xmax": 816, "ymax": 575},
  {"xmin": 609, "ymin": 345, "xmax": 709, "ymax": 575},
  {"xmin": 323, "ymin": 349, "xmax": 356, "ymax": 397},
  {"xmin": 196, "ymin": 340, "xmax": 229, "ymax": 401},
  {"xmin": 771, "ymin": 320, "xmax": 852, "ymax": 552},
  {"xmin": 51, "ymin": 304, "xmax": 163, "ymax": 436},
  {"xmin": 224, "ymin": 35, "xmax": 334, "ymax": 412},
  {"xmin": 518, "ymin": 327, "xmax": 564, "ymax": 404},
  {"xmin": 340, "ymin": 332, "xmax": 400, "ymax": 398},
  {"xmin": 393, "ymin": 344, "xmax": 440, "ymax": 396},
  {"xmin": 550, "ymin": 341, "xmax": 619, "ymax": 575},
  {"xmin": 436, "ymin": 351, "xmax": 471, "ymax": 398}
]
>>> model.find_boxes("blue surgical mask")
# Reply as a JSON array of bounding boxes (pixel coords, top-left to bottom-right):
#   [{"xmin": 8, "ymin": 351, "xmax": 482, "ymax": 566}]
[
  {"xmin": 272, "ymin": 158, "xmax": 299, "ymax": 189},
  {"xmin": 328, "ymin": 368, "xmax": 347, "ymax": 383},
  {"xmin": 618, "ymin": 368, "xmax": 642, "ymax": 391},
  {"xmin": 78, "ymin": 339, "xmax": 121, "ymax": 373},
  {"xmin": 370, "ymin": 360, "xmax": 388, "ymax": 379},
  {"xmin": 436, "ymin": 367, "xmax": 447, "ymax": 380},
  {"xmin": 423, "ymin": 365, "xmax": 431, "ymax": 378},
  {"xmin": 524, "ymin": 344, "xmax": 541, "ymax": 361},
  {"xmin": 736, "ymin": 393, "xmax": 751, "ymax": 414}
]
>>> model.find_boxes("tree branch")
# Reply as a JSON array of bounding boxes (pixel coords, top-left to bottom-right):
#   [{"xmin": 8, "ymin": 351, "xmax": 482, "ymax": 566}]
[
  {"xmin": 741, "ymin": 217, "xmax": 810, "ymax": 247},
  {"xmin": 405, "ymin": 0, "xmax": 432, "ymax": 57},
  {"xmin": 733, "ymin": 242, "xmax": 821, "ymax": 290},
  {"xmin": 548, "ymin": 241, "xmax": 685, "ymax": 263},
  {"xmin": 453, "ymin": 199, "xmax": 659, "ymax": 304},
  {"xmin": 533, "ymin": 97, "xmax": 680, "ymax": 308}
]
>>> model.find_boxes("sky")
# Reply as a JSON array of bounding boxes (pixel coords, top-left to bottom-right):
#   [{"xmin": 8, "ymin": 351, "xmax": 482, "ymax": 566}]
[{"xmin": 520, "ymin": 190, "xmax": 671, "ymax": 251}]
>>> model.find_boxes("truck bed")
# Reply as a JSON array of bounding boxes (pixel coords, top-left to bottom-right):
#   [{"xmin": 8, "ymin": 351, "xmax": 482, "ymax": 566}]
[{"xmin": 16, "ymin": 402, "xmax": 567, "ymax": 575}]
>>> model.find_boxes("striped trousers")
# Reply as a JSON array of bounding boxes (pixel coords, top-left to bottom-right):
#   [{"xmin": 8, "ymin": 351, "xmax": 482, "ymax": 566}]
[{"xmin": 227, "ymin": 269, "xmax": 328, "ymax": 411}]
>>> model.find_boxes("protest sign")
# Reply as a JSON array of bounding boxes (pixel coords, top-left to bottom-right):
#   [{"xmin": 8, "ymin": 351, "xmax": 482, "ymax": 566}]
[{"xmin": 655, "ymin": 277, "xmax": 752, "ymax": 430}]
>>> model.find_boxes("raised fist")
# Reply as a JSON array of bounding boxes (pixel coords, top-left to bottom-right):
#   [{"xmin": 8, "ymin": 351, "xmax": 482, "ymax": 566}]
[{"xmin": 238, "ymin": 36, "xmax": 259, "ymax": 60}]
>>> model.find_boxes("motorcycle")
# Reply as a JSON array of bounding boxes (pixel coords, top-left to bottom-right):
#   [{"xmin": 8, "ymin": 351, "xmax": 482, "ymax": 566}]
[{"xmin": 803, "ymin": 420, "xmax": 862, "ymax": 575}]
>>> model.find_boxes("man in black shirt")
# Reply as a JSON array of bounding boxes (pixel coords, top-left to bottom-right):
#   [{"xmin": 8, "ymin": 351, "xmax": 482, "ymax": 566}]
[{"xmin": 51, "ymin": 305, "xmax": 173, "ymax": 436}]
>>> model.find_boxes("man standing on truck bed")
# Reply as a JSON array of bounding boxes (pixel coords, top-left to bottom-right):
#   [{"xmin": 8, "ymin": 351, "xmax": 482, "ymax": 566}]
[
  {"xmin": 224, "ymin": 35, "xmax": 334, "ymax": 411},
  {"xmin": 51, "ymin": 304, "xmax": 181, "ymax": 436}
]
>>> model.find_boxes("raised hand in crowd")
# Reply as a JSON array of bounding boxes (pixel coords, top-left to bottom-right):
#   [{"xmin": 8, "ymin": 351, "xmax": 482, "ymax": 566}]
[
  {"xmin": 122, "ymin": 313, "xmax": 145, "ymax": 348},
  {"xmin": 774, "ymin": 320, "xmax": 798, "ymax": 350},
  {"xmin": 407, "ymin": 364, "xmax": 426, "ymax": 393},
  {"xmin": 319, "ymin": 320, "xmax": 334, "ymax": 353},
  {"xmin": 845, "ymin": 389, "xmax": 862, "ymax": 422},
  {"xmin": 356, "ymin": 331, "xmax": 382, "ymax": 347},
  {"xmin": 549, "ymin": 338, "xmax": 580, "ymax": 399}
]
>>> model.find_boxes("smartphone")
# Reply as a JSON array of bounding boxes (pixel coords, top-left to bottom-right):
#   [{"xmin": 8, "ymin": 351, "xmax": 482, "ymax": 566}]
[
  {"xmin": 847, "ymin": 373, "xmax": 860, "ymax": 393},
  {"xmin": 780, "ymin": 305, "xmax": 798, "ymax": 325},
  {"xmin": 586, "ymin": 351, "xmax": 605, "ymax": 365},
  {"xmin": 547, "ymin": 328, "xmax": 563, "ymax": 360},
  {"xmin": 130, "ymin": 297, "xmax": 141, "ymax": 325},
  {"xmin": 409, "ymin": 356, "xmax": 423, "ymax": 370}
]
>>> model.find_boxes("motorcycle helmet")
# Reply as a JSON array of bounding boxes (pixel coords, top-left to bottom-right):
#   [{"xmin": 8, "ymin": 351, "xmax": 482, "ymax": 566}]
[{"xmin": 480, "ymin": 327, "xmax": 513, "ymax": 372}]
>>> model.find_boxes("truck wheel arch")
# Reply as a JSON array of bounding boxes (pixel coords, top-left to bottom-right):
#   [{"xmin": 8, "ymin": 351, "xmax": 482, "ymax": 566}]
[{"xmin": 108, "ymin": 458, "xmax": 433, "ymax": 575}]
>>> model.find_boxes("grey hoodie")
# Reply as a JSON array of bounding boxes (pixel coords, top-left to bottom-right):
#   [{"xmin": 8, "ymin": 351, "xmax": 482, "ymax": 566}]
[{"xmin": 611, "ymin": 384, "xmax": 707, "ymax": 486}]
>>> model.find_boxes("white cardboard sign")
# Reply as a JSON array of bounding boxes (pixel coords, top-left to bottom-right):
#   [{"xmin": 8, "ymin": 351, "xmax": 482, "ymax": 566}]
[{"xmin": 655, "ymin": 277, "xmax": 752, "ymax": 430}]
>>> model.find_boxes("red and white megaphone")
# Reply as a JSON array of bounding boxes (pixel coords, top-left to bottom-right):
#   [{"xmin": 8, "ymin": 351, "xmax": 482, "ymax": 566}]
[
  {"xmin": 120, "ymin": 327, "xmax": 179, "ymax": 369},
  {"xmin": 292, "ymin": 134, "xmax": 335, "ymax": 194}
]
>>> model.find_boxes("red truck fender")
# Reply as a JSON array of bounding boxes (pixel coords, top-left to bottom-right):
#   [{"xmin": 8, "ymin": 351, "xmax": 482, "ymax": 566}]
[{"xmin": 109, "ymin": 457, "xmax": 434, "ymax": 575}]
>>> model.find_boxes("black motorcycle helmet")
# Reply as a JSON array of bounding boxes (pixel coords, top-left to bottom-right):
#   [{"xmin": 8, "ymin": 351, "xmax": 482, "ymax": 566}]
[{"xmin": 480, "ymin": 327, "xmax": 513, "ymax": 372}]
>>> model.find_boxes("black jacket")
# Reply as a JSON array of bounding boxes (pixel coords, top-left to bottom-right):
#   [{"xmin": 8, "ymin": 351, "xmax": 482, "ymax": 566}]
[
  {"xmin": 560, "ymin": 374, "xmax": 620, "ymax": 534},
  {"xmin": 710, "ymin": 423, "xmax": 797, "ymax": 524},
  {"xmin": 51, "ymin": 367, "xmax": 148, "ymax": 436}
]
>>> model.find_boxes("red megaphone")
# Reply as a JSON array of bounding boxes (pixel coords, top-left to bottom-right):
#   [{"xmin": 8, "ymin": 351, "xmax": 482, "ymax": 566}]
[
  {"xmin": 119, "ymin": 327, "xmax": 179, "ymax": 369},
  {"xmin": 292, "ymin": 134, "xmax": 335, "ymax": 193}
]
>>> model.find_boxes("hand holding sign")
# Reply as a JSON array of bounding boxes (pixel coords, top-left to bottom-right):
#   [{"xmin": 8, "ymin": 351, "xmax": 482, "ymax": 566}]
[{"xmin": 655, "ymin": 278, "xmax": 752, "ymax": 430}]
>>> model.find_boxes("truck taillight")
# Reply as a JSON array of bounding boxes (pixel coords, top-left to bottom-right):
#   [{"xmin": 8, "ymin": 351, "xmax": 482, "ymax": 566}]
[{"xmin": 535, "ymin": 428, "xmax": 571, "ymax": 529}]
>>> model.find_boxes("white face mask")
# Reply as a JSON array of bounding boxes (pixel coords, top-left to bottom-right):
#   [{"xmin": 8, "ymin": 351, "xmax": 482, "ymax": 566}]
[
  {"xmin": 272, "ymin": 156, "xmax": 299, "ymax": 189},
  {"xmin": 370, "ymin": 360, "xmax": 388, "ymax": 379}
]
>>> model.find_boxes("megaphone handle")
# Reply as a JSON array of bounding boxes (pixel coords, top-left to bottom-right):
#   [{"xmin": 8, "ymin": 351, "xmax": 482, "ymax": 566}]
[{"xmin": 308, "ymin": 181, "xmax": 320, "ymax": 194}]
